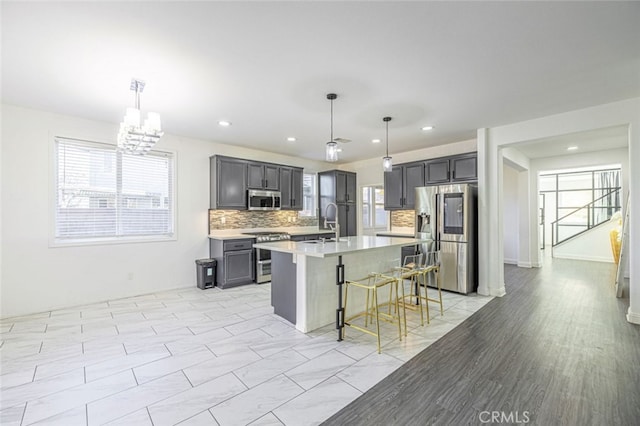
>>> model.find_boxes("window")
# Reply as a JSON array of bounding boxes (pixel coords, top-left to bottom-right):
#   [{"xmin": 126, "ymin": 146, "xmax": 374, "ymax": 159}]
[
  {"xmin": 299, "ymin": 172, "xmax": 317, "ymax": 217},
  {"xmin": 362, "ymin": 186, "xmax": 387, "ymax": 229},
  {"xmin": 54, "ymin": 137, "xmax": 174, "ymax": 244}
]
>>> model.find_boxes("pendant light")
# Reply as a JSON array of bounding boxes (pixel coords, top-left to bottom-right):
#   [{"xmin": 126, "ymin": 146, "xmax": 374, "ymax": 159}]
[
  {"xmin": 325, "ymin": 93, "xmax": 338, "ymax": 162},
  {"xmin": 382, "ymin": 116, "xmax": 393, "ymax": 172}
]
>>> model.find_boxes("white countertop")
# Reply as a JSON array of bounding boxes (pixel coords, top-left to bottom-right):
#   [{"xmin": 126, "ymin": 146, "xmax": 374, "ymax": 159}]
[
  {"xmin": 208, "ymin": 227, "xmax": 334, "ymax": 240},
  {"xmin": 253, "ymin": 235, "xmax": 428, "ymax": 258}
]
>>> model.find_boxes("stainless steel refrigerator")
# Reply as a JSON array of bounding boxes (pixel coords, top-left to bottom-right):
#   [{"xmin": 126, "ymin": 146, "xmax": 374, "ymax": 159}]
[{"xmin": 415, "ymin": 184, "xmax": 478, "ymax": 294}]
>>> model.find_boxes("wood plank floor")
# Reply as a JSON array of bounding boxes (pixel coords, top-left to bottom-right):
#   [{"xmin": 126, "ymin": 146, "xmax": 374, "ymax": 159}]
[{"xmin": 322, "ymin": 256, "xmax": 640, "ymax": 425}]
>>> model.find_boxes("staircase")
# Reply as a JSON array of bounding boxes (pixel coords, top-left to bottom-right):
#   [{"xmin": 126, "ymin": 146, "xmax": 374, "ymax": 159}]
[{"xmin": 551, "ymin": 188, "xmax": 621, "ymax": 247}]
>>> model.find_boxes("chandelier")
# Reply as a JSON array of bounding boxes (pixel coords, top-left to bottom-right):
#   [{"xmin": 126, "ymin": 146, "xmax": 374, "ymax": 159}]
[{"xmin": 117, "ymin": 79, "xmax": 163, "ymax": 155}]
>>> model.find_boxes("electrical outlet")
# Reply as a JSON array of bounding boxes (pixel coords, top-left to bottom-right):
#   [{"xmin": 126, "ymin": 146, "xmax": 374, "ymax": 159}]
[{"xmin": 221, "ymin": 216, "xmax": 226, "ymax": 224}]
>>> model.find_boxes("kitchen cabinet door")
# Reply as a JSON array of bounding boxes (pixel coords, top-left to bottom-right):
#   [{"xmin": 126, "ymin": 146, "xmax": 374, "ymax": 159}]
[
  {"xmin": 335, "ymin": 172, "xmax": 347, "ymax": 203},
  {"xmin": 452, "ymin": 155, "xmax": 477, "ymax": 182},
  {"xmin": 337, "ymin": 204, "xmax": 357, "ymax": 237},
  {"xmin": 426, "ymin": 159, "xmax": 450, "ymax": 184},
  {"xmin": 264, "ymin": 165, "xmax": 280, "ymax": 190},
  {"xmin": 248, "ymin": 162, "xmax": 280, "ymax": 190},
  {"xmin": 279, "ymin": 167, "xmax": 303, "ymax": 210},
  {"xmin": 384, "ymin": 167, "xmax": 404, "ymax": 210},
  {"xmin": 223, "ymin": 249, "xmax": 254, "ymax": 287},
  {"xmin": 279, "ymin": 167, "xmax": 293, "ymax": 209},
  {"xmin": 345, "ymin": 172, "xmax": 357, "ymax": 203},
  {"xmin": 212, "ymin": 157, "xmax": 247, "ymax": 209},
  {"xmin": 403, "ymin": 162, "xmax": 425, "ymax": 209},
  {"xmin": 291, "ymin": 168, "xmax": 303, "ymax": 209}
]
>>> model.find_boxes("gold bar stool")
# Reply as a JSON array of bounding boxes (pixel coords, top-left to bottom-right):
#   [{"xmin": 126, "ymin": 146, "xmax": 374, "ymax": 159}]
[
  {"xmin": 394, "ymin": 253, "xmax": 428, "ymax": 326},
  {"xmin": 343, "ymin": 273, "xmax": 404, "ymax": 354},
  {"xmin": 416, "ymin": 251, "xmax": 444, "ymax": 322}
]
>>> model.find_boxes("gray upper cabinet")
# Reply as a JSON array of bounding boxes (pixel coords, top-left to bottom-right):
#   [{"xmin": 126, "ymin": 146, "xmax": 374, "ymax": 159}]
[
  {"xmin": 425, "ymin": 158, "xmax": 451, "ymax": 184},
  {"xmin": 384, "ymin": 162, "xmax": 425, "ymax": 210},
  {"xmin": 335, "ymin": 171, "xmax": 357, "ymax": 203},
  {"xmin": 451, "ymin": 154, "xmax": 477, "ymax": 182},
  {"xmin": 426, "ymin": 153, "xmax": 477, "ymax": 184},
  {"xmin": 384, "ymin": 153, "xmax": 477, "ymax": 209},
  {"xmin": 280, "ymin": 167, "xmax": 304, "ymax": 210},
  {"xmin": 248, "ymin": 162, "xmax": 280, "ymax": 190},
  {"xmin": 210, "ymin": 156, "xmax": 248, "ymax": 209},
  {"xmin": 384, "ymin": 167, "xmax": 404, "ymax": 210}
]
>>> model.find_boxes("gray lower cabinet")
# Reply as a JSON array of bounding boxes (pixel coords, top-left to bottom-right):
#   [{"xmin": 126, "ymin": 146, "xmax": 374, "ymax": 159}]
[{"xmin": 210, "ymin": 238, "xmax": 255, "ymax": 289}]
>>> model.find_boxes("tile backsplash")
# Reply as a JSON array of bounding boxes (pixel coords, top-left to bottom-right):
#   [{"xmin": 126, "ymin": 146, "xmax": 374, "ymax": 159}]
[
  {"xmin": 209, "ymin": 210, "xmax": 318, "ymax": 232},
  {"xmin": 391, "ymin": 210, "xmax": 415, "ymax": 229}
]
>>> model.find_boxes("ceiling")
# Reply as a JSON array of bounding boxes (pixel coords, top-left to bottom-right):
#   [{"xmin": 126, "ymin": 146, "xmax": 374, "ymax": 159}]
[{"xmin": 2, "ymin": 1, "xmax": 639, "ymax": 163}]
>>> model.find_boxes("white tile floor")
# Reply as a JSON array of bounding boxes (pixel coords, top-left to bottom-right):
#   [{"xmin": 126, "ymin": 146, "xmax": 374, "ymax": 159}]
[{"xmin": 0, "ymin": 283, "xmax": 492, "ymax": 426}]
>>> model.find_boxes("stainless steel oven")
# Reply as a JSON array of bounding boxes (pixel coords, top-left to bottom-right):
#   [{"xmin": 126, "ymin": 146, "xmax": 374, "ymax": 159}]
[{"xmin": 242, "ymin": 231, "xmax": 290, "ymax": 283}]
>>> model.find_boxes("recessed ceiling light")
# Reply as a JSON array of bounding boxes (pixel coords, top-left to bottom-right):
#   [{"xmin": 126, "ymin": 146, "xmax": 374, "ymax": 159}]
[
  {"xmin": 218, "ymin": 120, "xmax": 231, "ymax": 127},
  {"xmin": 421, "ymin": 126, "xmax": 434, "ymax": 131},
  {"xmin": 567, "ymin": 146, "xmax": 578, "ymax": 151},
  {"xmin": 372, "ymin": 139, "xmax": 381, "ymax": 143},
  {"xmin": 287, "ymin": 137, "xmax": 296, "ymax": 142}
]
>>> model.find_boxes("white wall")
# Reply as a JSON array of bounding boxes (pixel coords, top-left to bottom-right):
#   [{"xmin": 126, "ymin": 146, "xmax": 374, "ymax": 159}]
[
  {"xmin": 478, "ymin": 97, "xmax": 640, "ymax": 325},
  {"xmin": 0, "ymin": 104, "xmax": 328, "ymax": 318},
  {"xmin": 553, "ymin": 223, "xmax": 615, "ymax": 263},
  {"xmin": 503, "ymin": 165, "xmax": 519, "ymax": 264}
]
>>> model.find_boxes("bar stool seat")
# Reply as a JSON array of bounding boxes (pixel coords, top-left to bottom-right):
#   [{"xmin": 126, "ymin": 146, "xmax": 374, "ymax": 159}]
[{"xmin": 343, "ymin": 272, "xmax": 405, "ymax": 354}]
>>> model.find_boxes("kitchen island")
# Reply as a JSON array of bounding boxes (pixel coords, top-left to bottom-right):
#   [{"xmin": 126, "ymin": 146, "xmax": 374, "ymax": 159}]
[{"xmin": 253, "ymin": 235, "xmax": 427, "ymax": 337}]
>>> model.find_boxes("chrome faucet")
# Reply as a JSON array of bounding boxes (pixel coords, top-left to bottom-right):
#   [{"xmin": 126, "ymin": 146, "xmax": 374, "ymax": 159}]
[{"xmin": 324, "ymin": 202, "xmax": 340, "ymax": 241}]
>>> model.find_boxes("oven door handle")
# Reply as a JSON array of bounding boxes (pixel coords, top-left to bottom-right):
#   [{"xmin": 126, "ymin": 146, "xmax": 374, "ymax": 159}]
[{"xmin": 257, "ymin": 260, "xmax": 272, "ymax": 265}]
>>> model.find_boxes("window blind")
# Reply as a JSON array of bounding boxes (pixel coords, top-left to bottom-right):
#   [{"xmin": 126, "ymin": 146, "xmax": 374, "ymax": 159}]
[{"xmin": 55, "ymin": 137, "xmax": 174, "ymax": 241}]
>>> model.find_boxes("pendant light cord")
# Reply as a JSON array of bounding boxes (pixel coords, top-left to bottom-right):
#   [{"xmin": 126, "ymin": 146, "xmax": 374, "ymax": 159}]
[
  {"xmin": 385, "ymin": 120, "xmax": 389, "ymax": 157},
  {"xmin": 330, "ymin": 97, "xmax": 334, "ymax": 143}
]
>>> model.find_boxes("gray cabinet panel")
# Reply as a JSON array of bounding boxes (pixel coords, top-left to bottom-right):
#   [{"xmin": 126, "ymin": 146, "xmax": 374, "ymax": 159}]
[
  {"xmin": 318, "ymin": 170, "xmax": 357, "ymax": 236},
  {"xmin": 403, "ymin": 163, "xmax": 425, "ymax": 209},
  {"xmin": 452, "ymin": 155, "xmax": 477, "ymax": 181},
  {"xmin": 223, "ymin": 250, "xmax": 254, "ymax": 287},
  {"xmin": 279, "ymin": 167, "xmax": 303, "ymax": 210},
  {"xmin": 384, "ymin": 162, "xmax": 424, "ymax": 210},
  {"xmin": 291, "ymin": 168, "xmax": 303, "ymax": 209},
  {"xmin": 271, "ymin": 252, "xmax": 296, "ymax": 324},
  {"xmin": 248, "ymin": 162, "xmax": 280, "ymax": 190},
  {"xmin": 211, "ymin": 156, "xmax": 247, "ymax": 209},
  {"xmin": 210, "ymin": 237, "xmax": 255, "ymax": 289},
  {"xmin": 384, "ymin": 167, "xmax": 403, "ymax": 210},
  {"xmin": 426, "ymin": 159, "xmax": 450, "ymax": 184}
]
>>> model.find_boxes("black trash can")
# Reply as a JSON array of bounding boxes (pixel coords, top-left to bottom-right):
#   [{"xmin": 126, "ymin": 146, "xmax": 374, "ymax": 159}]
[{"xmin": 195, "ymin": 258, "xmax": 216, "ymax": 289}]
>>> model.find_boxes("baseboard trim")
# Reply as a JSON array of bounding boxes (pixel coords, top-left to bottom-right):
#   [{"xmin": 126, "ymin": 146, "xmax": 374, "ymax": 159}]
[
  {"xmin": 553, "ymin": 253, "xmax": 613, "ymax": 263},
  {"xmin": 517, "ymin": 261, "xmax": 532, "ymax": 268},
  {"xmin": 489, "ymin": 285, "xmax": 506, "ymax": 297},
  {"xmin": 504, "ymin": 258, "xmax": 517, "ymax": 265},
  {"xmin": 627, "ymin": 308, "xmax": 640, "ymax": 325}
]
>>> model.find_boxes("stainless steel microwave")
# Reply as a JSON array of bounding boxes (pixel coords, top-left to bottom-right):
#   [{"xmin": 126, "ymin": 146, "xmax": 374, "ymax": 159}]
[{"xmin": 248, "ymin": 189, "xmax": 281, "ymax": 211}]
